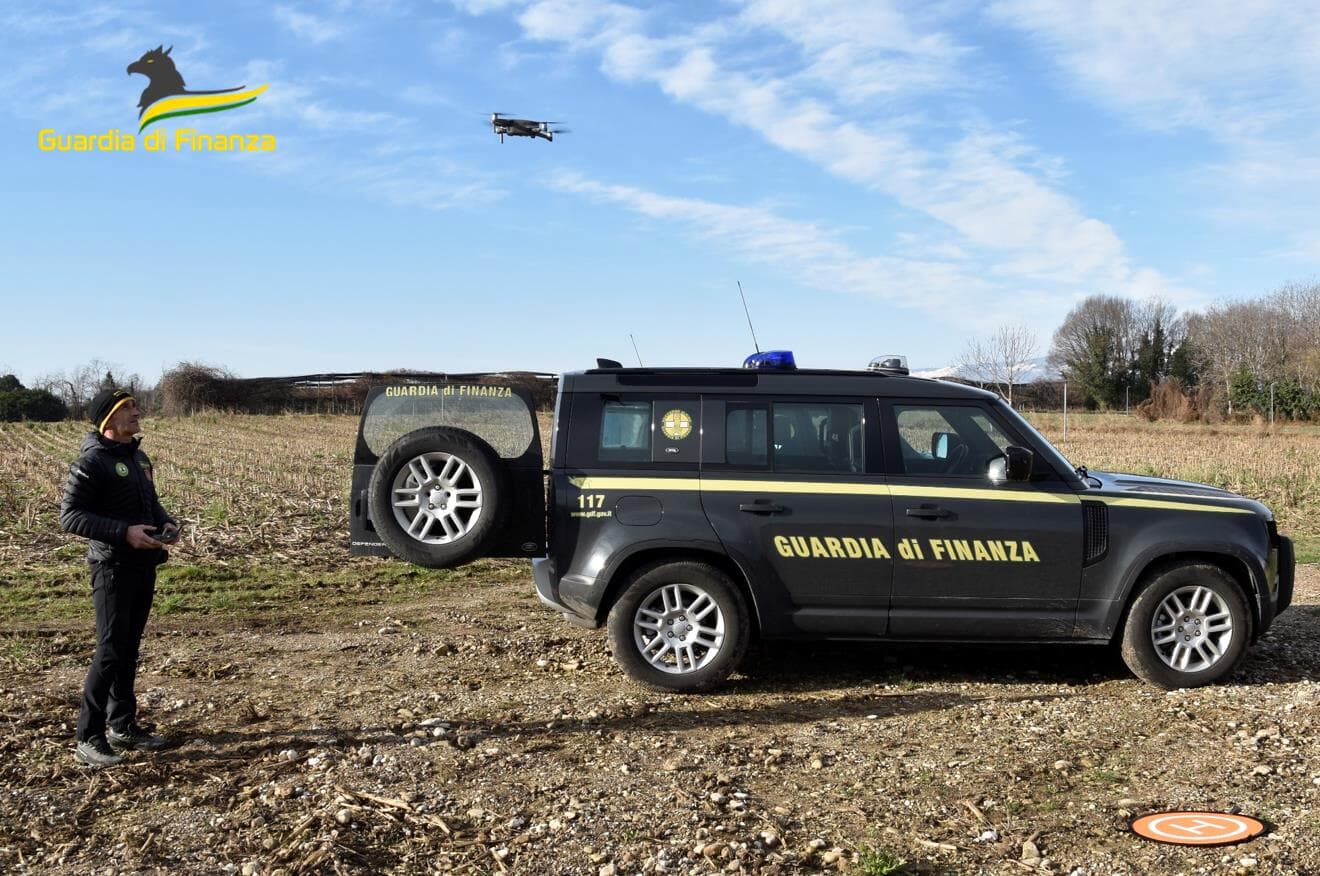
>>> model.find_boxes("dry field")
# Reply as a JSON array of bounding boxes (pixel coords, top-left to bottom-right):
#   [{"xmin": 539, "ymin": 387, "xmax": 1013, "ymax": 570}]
[
  {"xmin": 1, "ymin": 412, "xmax": 1318, "ymax": 875},
  {"xmin": 1036, "ymin": 413, "xmax": 1320, "ymax": 560},
  {"xmin": 0, "ymin": 412, "xmax": 1316, "ymax": 567}
]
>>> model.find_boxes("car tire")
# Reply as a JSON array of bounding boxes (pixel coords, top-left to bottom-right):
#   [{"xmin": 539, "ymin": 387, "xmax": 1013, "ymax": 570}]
[
  {"xmin": 368, "ymin": 427, "xmax": 509, "ymax": 568},
  {"xmin": 1120, "ymin": 563, "xmax": 1251, "ymax": 689},
  {"xmin": 607, "ymin": 561, "xmax": 750, "ymax": 692}
]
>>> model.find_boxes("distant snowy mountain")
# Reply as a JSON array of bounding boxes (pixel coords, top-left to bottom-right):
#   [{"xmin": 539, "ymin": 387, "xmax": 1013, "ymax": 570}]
[{"xmin": 911, "ymin": 357, "xmax": 1055, "ymax": 383}]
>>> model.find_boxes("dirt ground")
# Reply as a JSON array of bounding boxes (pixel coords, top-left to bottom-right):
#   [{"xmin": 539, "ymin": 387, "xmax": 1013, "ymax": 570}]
[{"xmin": 2, "ymin": 564, "xmax": 1317, "ymax": 876}]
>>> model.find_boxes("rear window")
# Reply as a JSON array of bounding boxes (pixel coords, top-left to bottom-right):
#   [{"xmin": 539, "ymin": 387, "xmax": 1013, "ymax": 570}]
[
  {"xmin": 360, "ymin": 384, "xmax": 536, "ymax": 460},
  {"xmin": 599, "ymin": 401, "xmax": 652, "ymax": 462}
]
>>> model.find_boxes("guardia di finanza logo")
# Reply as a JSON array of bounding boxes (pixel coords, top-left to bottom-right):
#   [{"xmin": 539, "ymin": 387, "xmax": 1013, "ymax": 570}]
[
  {"xmin": 128, "ymin": 45, "xmax": 266, "ymax": 133},
  {"xmin": 37, "ymin": 44, "xmax": 272, "ymax": 153}
]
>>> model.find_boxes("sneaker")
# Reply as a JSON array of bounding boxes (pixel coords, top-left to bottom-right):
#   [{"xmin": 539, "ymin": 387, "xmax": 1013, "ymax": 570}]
[
  {"xmin": 75, "ymin": 735, "xmax": 125, "ymax": 767},
  {"xmin": 107, "ymin": 723, "xmax": 168, "ymax": 751}
]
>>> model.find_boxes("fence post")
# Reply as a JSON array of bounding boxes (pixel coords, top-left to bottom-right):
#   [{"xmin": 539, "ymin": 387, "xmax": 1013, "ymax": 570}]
[{"xmin": 1062, "ymin": 378, "xmax": 1068, "ymax": 439}]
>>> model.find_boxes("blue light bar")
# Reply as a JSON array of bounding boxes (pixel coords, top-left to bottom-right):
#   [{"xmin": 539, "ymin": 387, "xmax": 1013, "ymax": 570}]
[{"xmin": 743, "ymin": 350, "xmax": 797, "ymax": 370}]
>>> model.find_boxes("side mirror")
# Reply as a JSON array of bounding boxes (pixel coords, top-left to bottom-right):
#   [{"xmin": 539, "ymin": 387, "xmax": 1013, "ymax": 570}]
[
  {"xmin": 930, "ymin": 432, "xmax": 953, "ymax": 460},
  {"xmin": 988, "ymin": 446, "xmax": 1033, "ymax": 483}
]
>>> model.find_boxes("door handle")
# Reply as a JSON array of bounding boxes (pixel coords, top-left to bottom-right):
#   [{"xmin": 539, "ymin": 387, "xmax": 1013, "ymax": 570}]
[
  {"xmin": 739, "ymin": 501, "xmax": 785, "ymax": 514},
  {"xmin": 905, "ymin": 505, "xmax": 952, "ymax": 519}
]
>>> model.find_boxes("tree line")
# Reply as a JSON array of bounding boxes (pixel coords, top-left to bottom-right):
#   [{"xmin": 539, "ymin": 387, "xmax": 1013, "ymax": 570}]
[
  {"xmin": 960, "ymin": 280, "xmax": 1319, "ymax": 421},
  {"xmin": 4, "ymin": 282, "xmax": 1316, "ymax": 422},
  {"xmin": 0, "ymin": 361, "xmax": 558, "ymax": 422}
]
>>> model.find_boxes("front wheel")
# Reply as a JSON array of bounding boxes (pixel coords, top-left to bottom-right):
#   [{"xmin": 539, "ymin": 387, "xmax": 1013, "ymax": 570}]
[
  {"xmin": 607, "ymin": 561, "xmax": 750, "ymax": 692},
  {"xmin": 1120, "ymin": 563, "xmax": 1251, "ymax": 689}
]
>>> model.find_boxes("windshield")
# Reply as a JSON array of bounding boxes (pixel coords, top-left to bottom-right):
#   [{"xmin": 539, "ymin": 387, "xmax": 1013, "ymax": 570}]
[{"xmin": 995, "ymin": 401, "xmax": 1079, "ymax": 482}]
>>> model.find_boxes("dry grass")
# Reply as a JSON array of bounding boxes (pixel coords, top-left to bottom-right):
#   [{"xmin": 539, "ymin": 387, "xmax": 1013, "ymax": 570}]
[
  {"xmin": 0, "ymin": 415, "xmax": 358, "ymax": 568},
  {"xmin": 1030, "ymin": 411, "xmax": 1320, "ymax": 553},
  {"xmin": 1, "ymin": 411, "xmax": 1315, "ymax": 567}
]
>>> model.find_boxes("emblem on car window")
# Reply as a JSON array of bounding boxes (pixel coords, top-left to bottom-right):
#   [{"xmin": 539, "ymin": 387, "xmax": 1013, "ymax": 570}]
[{"xmin": 660, "ymin": 409, "xmax": 693, "ymax": 441}]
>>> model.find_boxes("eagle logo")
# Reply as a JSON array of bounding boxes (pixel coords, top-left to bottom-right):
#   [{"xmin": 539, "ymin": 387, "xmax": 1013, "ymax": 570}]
[{"xmin": 127, "ymin": 45, "xmax": 267, "ymax": 133}]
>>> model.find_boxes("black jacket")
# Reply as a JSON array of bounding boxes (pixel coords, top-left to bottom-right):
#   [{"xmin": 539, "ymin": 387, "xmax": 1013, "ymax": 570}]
[{"xmin": 60, "ymin": 432, "xmax": 174, "ymax": 566}]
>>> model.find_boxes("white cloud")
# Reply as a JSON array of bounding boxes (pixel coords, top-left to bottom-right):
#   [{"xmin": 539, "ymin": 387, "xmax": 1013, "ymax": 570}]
[
  {"xmin": 516, "ymin": 0, "xmax": 641, "ymax": 43},
  {"xmin": 552, "ymin": 171, "xmax": 997, "ymax": 321},
  {"xmin": 989, "ymin": 0, "xmax": 1320, "ymax": 279},
  {"xmin": 398, "ymin": 84, "xmax": 458, "ymax": 108},
  {"xmin": 507, "ymin": 1, "xmax": 1156, "ymax": 296},
  {"xmin": 273, "ymin": 6, "xmax": 346, "ymax": 44},
  {"xmin": 988, "ymin": 0, "xmax": 1320, "ymax": 137},
  {"xmin": 462, "ymin": 0, "xmax": 1210, "ymax": 326},
  {"xmin": 0, "ymin": 4, "xmax": 122, "ymax": 35},
  {"xmin": 82, "ymin": 28, "xmax": 146, "ymax": 56},
  {"xmin": 736, "ymin": 0, "xmax": 972, "ymax": 102},
  {"xmin": 450, "ymin": 0, "xmax": 525, "ymax": 13}
]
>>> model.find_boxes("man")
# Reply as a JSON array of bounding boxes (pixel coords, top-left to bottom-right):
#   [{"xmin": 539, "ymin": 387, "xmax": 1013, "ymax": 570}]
[{"xmin": 60, "ymin": 388, "xmax": 180, "ymax": 767}]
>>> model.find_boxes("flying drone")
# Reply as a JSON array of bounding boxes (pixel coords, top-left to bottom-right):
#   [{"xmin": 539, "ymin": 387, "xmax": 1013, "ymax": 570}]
[{"xmin": 491, "ymin": 113, "xmax": 568, "ymax": 143}]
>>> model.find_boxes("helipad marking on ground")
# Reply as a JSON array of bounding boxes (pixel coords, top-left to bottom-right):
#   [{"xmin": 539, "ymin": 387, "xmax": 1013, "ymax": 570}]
[{"xmin": 1130, "ymin": 811, "xmax": 1266, "ymax": 846}]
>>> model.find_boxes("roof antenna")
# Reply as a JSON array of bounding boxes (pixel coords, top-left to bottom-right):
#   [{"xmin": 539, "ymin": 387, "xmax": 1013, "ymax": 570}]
[
  {"xmin": 737, "ymin": 280, "xmax": 760, "ymax": 353},
  {"xmin": 629, "ymin": 333, "xmax": 644, "ymax": 366}
]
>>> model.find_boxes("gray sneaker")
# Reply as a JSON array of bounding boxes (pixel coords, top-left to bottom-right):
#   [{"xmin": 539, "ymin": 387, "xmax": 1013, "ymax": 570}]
[
  {"xmin": 108, "ymin": 723, "xmax": 169, "ymax": 751},
  {"xmin": 75, "ymin": 735, "xmax": 125, "ymax": 768}
]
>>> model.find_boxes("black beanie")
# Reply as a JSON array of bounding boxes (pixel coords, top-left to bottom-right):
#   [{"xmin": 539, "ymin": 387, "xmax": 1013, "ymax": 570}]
[{"xmin": 88, "ymin": 388, "xmax": 135, "ymax": 431}]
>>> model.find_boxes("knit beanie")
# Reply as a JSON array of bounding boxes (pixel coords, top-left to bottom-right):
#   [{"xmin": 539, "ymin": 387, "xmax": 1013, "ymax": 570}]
[{"xmin": 88, "ymin": 388, "xmax": 135, "ymax": 431}]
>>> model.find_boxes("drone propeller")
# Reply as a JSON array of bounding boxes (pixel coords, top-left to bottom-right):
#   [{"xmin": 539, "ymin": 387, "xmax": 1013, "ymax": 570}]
[{"xmin": 549, "ymin": 127, "xmax": 570, "ymax": 134}]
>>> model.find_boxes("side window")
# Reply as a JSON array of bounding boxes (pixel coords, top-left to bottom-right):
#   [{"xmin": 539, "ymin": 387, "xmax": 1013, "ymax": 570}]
[
  {"xmin": 773, "ymin": 402, "xmax": 864, "ymax": 474},
  {"xmin": 970, "ymin": 411, "xmax": 1014, "ymax": 452},
  {"xmin": 598, "ymin": 401, "xmax": 651, "ymax": 462},
  {"xmin": 725, "ymin": 403, "xmax": 769, "ymax": 467},
  {"xmin": 894, "ymin": 404, "xmax": 1011, "ymax": 477}
]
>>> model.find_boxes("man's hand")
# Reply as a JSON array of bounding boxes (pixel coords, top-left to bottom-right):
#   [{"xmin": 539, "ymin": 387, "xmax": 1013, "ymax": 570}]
[{"xmin": 126, "ymin": 524, "xmax": 164, "ymax": 549}]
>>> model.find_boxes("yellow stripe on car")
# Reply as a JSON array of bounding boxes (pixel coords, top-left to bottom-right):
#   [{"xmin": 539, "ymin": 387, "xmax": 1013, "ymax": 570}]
[
  {"xmin": 569, "ymin": 476, "xmax": 1254, "ymax": 514},
  {"xmin": 1094, "ymin": 496, "xmax": 1255, "ymax": 514}
]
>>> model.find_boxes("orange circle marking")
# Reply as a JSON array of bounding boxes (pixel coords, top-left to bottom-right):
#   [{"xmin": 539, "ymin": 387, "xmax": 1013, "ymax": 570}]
[{"xmin": 1131, "ymin": 812, "xmax": 1266, "ymax": 846}]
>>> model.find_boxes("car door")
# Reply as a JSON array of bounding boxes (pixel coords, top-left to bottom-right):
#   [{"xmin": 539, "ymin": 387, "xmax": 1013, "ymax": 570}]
[
  {"xmin": 882, "ymin": 401, "xmax": 1083, "ymax": 639},
  {"xmin": 699, "ymin": 396, "xmax": 894, "ymax": 637}
]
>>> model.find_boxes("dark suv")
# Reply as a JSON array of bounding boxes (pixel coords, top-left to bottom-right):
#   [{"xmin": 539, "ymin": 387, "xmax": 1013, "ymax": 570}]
[{"xmin": 350, "ymin": 355, "xmax": 1294, "ymax": 692}]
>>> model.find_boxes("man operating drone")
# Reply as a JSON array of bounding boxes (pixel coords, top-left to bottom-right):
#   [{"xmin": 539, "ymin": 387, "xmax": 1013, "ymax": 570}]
[{"xmin": 491, "ymin": 113, "xmax": 567, "ymax": 142}]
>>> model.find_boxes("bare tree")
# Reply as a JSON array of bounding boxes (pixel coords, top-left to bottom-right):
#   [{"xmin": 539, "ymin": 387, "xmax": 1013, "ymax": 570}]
[
  {"xmin": 33, "ymin": 359, "xmax": 145, "ymax": 419},
  {"xmin": 959, "ymin": 324, "xmax": 1039, "ymax": 406},
  {"xmin": 1182, "ymin": 280, "xmax": 1320, "ymax": 416}
]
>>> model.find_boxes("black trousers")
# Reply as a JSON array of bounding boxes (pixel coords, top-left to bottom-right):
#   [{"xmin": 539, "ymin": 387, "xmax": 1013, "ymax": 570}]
[{"xmin": 78, "ymin": 560, "xmax": 156, "ymax": 741}]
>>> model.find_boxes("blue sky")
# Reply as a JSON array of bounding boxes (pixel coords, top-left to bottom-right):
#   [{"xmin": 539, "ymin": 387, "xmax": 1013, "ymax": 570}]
[{"xmin": 3, "ymin": 0, "xmax": 1318, "ymax": 383}]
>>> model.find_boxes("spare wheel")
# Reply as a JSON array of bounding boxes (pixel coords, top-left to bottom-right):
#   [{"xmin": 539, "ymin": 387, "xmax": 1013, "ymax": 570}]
[{"xmin": 367, "ymin": 427, "xmax": 509, "ymax": 568}]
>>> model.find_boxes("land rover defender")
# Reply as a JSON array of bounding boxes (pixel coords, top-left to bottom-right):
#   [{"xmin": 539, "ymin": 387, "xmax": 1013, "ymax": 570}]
[{"xmin": 350, "ymin": 354, "xmax": 1295, "ymax": 692}]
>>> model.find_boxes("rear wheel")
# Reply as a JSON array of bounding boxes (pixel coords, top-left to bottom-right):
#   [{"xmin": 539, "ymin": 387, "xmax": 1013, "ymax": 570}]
[
  {"xmin": 1120, "ymin": 563, "xmax": 1250, "ymax": 689},
  {"xmin": 368, "ymin": 427, "xmax": 509, "ymax": 568},
  {"xmin": 607, "ymin": 561, "xmax": 749, "ymax": 692}
]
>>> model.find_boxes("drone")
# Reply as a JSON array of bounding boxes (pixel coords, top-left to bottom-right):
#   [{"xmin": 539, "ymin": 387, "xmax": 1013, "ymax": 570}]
[{"xmin": 491, "ymin": 112, "xmax": 567, "ymax": 143}]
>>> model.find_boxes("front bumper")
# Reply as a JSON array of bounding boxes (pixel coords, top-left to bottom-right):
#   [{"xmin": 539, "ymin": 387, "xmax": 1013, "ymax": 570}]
[{"xmin": 1277, "ymin": 536, "xmax": 1295, "ymax": 615}]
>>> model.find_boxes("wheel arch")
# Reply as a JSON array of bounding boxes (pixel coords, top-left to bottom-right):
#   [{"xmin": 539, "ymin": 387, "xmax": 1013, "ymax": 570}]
[
  {"xmin": 594, "ymin": 546, "xmax": 762, "ymax": 638},
  {"xmin": 1110, "ymin": 550, "xmax": 1261, "ymax": 645}
]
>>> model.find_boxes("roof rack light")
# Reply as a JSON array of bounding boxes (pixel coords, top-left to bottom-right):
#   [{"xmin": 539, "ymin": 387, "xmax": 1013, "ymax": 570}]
[
  {"xmin": 742, "ymin": 350, "xmax": 797, "ymax": 370},
  {"xmin": 868, "ymin": 354, "xmax": 909, "ymax": 375}
]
